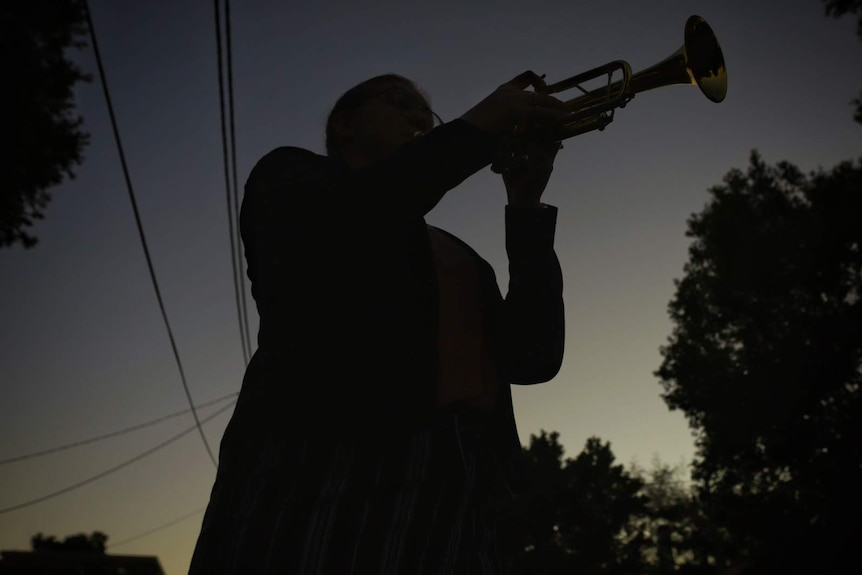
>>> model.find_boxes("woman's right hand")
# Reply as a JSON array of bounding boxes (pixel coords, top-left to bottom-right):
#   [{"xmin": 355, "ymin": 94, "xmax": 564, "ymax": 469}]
[{"xmin": 460, "ymin": 71, "xmax": 571, "ymax": 138}]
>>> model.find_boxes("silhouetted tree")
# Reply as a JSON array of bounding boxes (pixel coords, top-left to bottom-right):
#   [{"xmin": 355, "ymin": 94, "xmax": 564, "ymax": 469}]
[
  {"xmin": 31, "ymin": 531, "xmax": 108, "ymax": 553},
  {"xmin": 657, "ymin": 151, "xmax": 862, "ymax": 572},
  {"xmin": 824, "ymin": 0, "xmax": 862, "ymax": 34},
  {"xmin": 500, "ymin": 432, "xmax": 648, "ymax": 574},
  {"xmin": 558, "ymin": 437, "xmax": 647, "ymax": 573},
  {"xmin": 822, "ymin": 0, "xmax": 862, "ymax": 122},
  {"xmin": 1, "ymin": 0, "xmax": 90, "ymax": 248},
  {"xmin": 500, "ymin": 430, "xmax": 571, "ymax": 575},
  {"xmin": 627, "ymin": 460, "xmax": 725, "ymax": 575}
]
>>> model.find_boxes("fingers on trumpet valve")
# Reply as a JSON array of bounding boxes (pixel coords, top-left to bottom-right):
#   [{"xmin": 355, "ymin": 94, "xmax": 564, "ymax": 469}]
[
  {"xmin": 526, "ymin": 98, "xmax": 573, "ymax": 130},
  {"xmin": 506, "ymin": 70, "xmax": 546, "ymax": 90}
]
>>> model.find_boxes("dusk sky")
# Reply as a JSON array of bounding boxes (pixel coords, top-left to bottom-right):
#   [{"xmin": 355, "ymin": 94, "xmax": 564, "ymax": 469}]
[{"xmin": 2, "ymin": 1, "xmax": 861, "ymax": 573}]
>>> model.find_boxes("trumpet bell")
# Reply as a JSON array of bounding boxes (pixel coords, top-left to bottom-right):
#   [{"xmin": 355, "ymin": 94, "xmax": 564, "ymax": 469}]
[
  {"xmin": 627, "ymin": 15, "xmax": 727, "ymax": 104},
  {"xmin": 490, "ymin": 15, "xmax": 728, "ymax": 172},
  {"xmin": 677, "ymin": 15, "xmax": 727, "ymax": 102},
  {"xmin": 685, "ymin": 15, "xmax": 727, "ymax": 103},
  {"xmin": 685, "ymin": 16, "xmax": 727, "ymax": 103},
  {"xmin": 550, "ymin": 15, "xmax": 727, "ymax": 139}
]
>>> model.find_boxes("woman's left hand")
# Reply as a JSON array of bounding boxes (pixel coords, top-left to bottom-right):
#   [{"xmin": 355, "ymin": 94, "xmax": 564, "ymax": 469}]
[{"xmin": 502, "ymin": 139, "xmax": 563, "ymax": 206}]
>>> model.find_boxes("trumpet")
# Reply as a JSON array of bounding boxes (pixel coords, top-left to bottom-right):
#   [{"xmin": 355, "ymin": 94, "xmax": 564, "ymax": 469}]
[{"xmin": 491, "ymin": 15, "xmax": 727, "ymax": 173}]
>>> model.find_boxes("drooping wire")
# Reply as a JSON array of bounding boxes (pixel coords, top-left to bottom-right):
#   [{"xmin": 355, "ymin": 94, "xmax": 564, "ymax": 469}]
[
  {"xmin": 0, "ymin": 392, "xmax": 238, "ymax": 465},
  {"xmin": 107, "ymin": 506, "xmax": 208, "ymax": 549},
  {"xmin": 82, "ymin": 0, "xmax": 218, "ymax": 468},
  {"xmin": 0, "ymin": 401, "xmax": 236, "ymax": 515},
  {"xmin": 225, "ymin": 0, "xmax": 253, "ymax": 358},
  {"xmin": 214, "ymin": 0, "xmax": 251, "ymax": 365}
]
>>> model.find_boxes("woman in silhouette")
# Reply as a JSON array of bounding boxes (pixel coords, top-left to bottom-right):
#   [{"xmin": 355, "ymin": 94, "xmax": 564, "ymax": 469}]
[{"xmin": 190, "ymin": 70, "xmax": 568, "ymax": 574}]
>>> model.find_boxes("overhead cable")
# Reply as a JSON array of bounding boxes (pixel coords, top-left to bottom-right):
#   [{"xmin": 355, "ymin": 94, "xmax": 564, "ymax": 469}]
[
  {"xmin": 0, "ymin": 392, "xmax": 238, "ymax": 465},
  {"xmin": 108, "ymin": 505, "xmax": 208, "ymax": 549},
  {"xmin": 0, "ymin": 400, "xmax": 236, "ymax": 515},
  {"xmin": 214, "ymin": 0, "xmax": 251, "ymax": 365},
  {"xmin": 82, "ymin": 0, "xmax": 218, "ymax": 468}
]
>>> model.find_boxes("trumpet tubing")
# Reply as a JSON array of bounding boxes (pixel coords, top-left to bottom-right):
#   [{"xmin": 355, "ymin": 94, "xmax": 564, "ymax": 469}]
[
  {"xmin": 490, "ymin": 15, "xmax": 727, "ymax": 173},
  {"xmin": 549, "ymin": 15, "xmax": 727, "ymax": 140}
]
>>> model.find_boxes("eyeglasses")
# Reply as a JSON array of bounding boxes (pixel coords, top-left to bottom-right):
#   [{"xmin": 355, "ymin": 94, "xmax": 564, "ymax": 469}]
[{"xmin": 366, "ymin": 85, "xmax": 444, "ymax": 130}]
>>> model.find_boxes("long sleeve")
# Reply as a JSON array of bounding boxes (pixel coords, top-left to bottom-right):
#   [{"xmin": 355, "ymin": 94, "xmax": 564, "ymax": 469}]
[
  {"xmin": 497, "ymin": 203, "xmax": 565, "ymax": 384},
  {"xmin": 238, "ymin": 120, "xmax": 497, "ymax": 432},
  {"xmin": 246, "ymin": 119, "xmax": 495, "ymax": 221},
  {"xmin": 243, "ymin": 119, "xmax": 496, "ymax": 312}
]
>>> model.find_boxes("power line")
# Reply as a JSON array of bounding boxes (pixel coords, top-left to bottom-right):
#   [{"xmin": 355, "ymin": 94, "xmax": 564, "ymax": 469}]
[
  {"xmin": 0, "ymin": 392, "xmax": 238, "ymax": 465},
  {"xmin": 82, "ymin": 0, "xmax": 218, "ymax": 469},
  {"xmin": 215, "ymin": 0, "xmax": 251, "ymax": 366},
  {"xmin": 107, "ymin": 506, "xmax": 208, "ymax": 549},
  {"xmin": 0, "ymin": 400, "xmax": 236, "ymax": 515},
  {"xmin": 225, "ymin": 0, "xmax": 253, "ymax": 358}
]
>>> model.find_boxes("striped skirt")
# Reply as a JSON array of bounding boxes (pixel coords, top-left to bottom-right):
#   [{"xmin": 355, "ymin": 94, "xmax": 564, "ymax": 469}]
[{"xmin": 189, "ymin": 406, "xmax": 510, "ymax": 574}]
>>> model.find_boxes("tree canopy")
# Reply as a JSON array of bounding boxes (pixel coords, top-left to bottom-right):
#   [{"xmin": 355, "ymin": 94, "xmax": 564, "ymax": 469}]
[
  {"xmin": 657, "ymin": 151, "xmax": 862, "ymax": 570},
  {"xmin": 31, "ymin": 531, "xmax": 108, "ymax": 554},
  {"xmin": 822, "ymin": 0, "xmax": 862, "ymax": 122},
  {"xmin": 500, "ymin": 431, "xmax": 659, "ymax": 574},
  {"xmin": 1, "ymin": 0, "xmax": 90, "ymax": 248}
]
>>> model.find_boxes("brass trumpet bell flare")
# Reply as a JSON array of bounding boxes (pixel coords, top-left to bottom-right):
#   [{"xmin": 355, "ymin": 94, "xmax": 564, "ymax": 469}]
[{"xmin": 685, "ymin": 15, "xmax": 727, "ymax": 103}]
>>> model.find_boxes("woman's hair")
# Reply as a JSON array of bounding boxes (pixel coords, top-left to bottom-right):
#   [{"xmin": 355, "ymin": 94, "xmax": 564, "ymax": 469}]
[{"xmin": 325, "ymin": 73, "xmax": 421, "ymax": 161}]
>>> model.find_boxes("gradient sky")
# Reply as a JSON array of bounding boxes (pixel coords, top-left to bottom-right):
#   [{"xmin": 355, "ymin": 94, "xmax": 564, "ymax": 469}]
[{"xmin": 2, "ymin": 1, "xmax": 861, "ymax": 573}]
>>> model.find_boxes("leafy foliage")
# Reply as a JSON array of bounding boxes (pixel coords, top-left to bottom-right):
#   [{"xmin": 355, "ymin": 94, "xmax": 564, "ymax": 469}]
[
  {"xmin": 31, "ymin": 531, "xmax": 108, "ymax": 554},
  {"xmin": 822, "ymin": 0, "xmax": 862, "ymax": 122},
  {"xmin": 1, "ymin": 0, "xmax": 90, "ymax": 248},
  {"xmin": 823, "ymin": 0, "xmax": 862, "ymax": 36},
  {"xmin": 499, "ymin": 432, "xmax": 650, "ymax": 574},
  {"xmin": 657, "ymin": 151, "xmax": 862, "ymax": 570}
]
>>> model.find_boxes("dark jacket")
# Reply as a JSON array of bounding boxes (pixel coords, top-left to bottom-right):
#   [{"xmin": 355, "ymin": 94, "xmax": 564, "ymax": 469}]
[{"xmin": 222, "ymin": 119, "xmax": 564, "ymax": 499}]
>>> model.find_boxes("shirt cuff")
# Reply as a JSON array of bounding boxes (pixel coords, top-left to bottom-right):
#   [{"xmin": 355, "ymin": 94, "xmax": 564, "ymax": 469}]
[{"xmin": 505, "ymin": 203, "xmax": 558, "ymax": 255}]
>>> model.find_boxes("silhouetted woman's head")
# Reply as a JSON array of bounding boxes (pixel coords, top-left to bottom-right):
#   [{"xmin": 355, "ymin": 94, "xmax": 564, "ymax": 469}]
[{"xmin": 325, "ymin": 74, "xmax": 440, "ymax": 168}]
